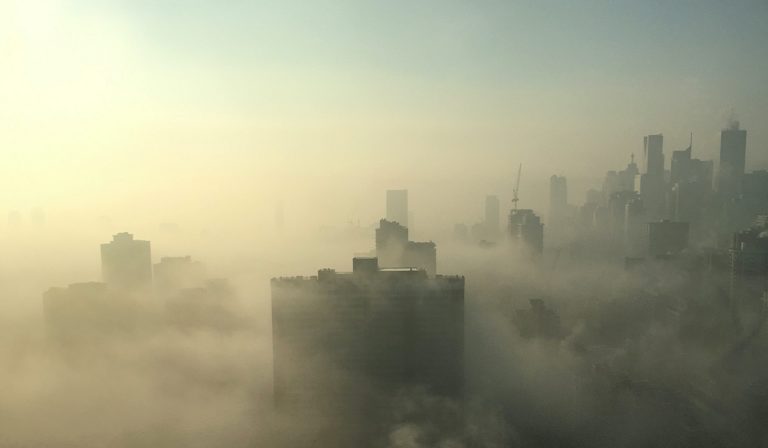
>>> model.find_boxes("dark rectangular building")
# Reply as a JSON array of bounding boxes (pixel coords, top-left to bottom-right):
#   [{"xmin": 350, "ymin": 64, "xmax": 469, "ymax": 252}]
[
  {"xmin": 271, "ymin": 257, "xmax": 464, "ymax": 411},
  {"xmin": 718, "ymin": 122, "xmax": 747, "ymax": 197},
  {"xmin": 648, "ymin": 220, "xmax": 689, "ymax": 257}
]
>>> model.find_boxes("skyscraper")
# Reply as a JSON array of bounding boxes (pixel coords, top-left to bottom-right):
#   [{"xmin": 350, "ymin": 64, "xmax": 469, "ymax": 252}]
[
  {"xmin": 619, "ymin": 154, "xmax": 640, "ymax": 193},
  {"xmin": 601, "ymin": 155, "xmax": 639, "ymax": 205},
  {"xmin": 100, "ymin": 233, "xmax": 152, "ymax": 292},
  {"xmin": 667, "ymin": 136, "xmax": 714, "ymax": 243},
  {"xmin": 670, "ymin": 182, "xmax": 706, "ymax": 240},
  {"xmin": 641, "ymin": 134, "xmax": 667, "ymax": 221},
  {"xmin": 609, "ymin": 190, "xmax": 639, "ymax": 244},
  {"xmin": 508, "ymin": 209, "xmax": 544, "ymax": 255},
  {"xmin": 484, "ymin": 195, "xmax": 500, "ymax": 240},
  {"xmin": 386, "ymin": 189, "xmax": 408, "ymax": 227},
  {"xmin": 549, "ymin": 175, "xmax": 568, "ymax": 223},
  {"xmin": 375, "ymin": 219, "xmax": 437, "ymax": 275},
  {"xmin": 717, "ymin": 120, "xmax": 747, "ymax": 197},
  {"xmin": 624, "ymin": 197, "xmax": 646, "ymax": 257},
  {"xmin": 643, "ymin": 134, "xmax": 664, "ymax": 177},
  {"xmin": 670, "ymin": 144, "xmax": 692, "ymax": 185}
]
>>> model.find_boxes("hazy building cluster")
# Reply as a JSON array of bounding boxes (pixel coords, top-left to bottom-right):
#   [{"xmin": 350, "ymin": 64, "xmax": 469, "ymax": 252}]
[
  {"xmin": 565, "ymin": 120, "xmax": 760, "ymax": 259},
  {"xmin": 5, "ymin": 0, "xmax": 768, "ymax": 446},
  {"xmin": 8, "ymin": 118, "xmax": 768, "ymax": 447},
  {"xmin": 44, "ymin": 232, "xmax": 238, "ymax": 344}
]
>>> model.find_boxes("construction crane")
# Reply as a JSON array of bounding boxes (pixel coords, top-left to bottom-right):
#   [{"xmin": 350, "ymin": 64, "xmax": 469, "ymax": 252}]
[{"xmin": 511, "ymin": 163, "xmax": 522, "ymax": 210}]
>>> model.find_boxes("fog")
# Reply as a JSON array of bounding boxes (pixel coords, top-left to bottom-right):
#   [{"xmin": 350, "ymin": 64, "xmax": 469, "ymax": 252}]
[
  {"xmin": 2, "ymin": 219, "xmax": 767, "ymax": 446},
  {"xmin": 3, "ymin": 1, "xmax": 768, "ymax": 447}
]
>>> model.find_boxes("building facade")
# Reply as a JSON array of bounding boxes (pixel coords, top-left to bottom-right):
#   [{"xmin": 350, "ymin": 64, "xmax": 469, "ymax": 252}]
[
  {"xmin": 100, "ymin": 233, "xmax": 152, "ymax": 293},
  {"xmin": 271, "ymin": 257, "xmax": 464, "ymax": 412}
]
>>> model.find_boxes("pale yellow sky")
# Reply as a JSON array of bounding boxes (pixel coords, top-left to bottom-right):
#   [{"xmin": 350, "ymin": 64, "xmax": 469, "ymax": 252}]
[{"xmin": 1, "ymin": 0, "xmax": 767, "ymax": 242}]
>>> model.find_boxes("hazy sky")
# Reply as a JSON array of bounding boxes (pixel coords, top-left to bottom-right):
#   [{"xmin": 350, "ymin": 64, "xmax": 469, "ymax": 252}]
[{"xmin": 2, "ymin": 0, "xmax": 767, "ymax": 236}]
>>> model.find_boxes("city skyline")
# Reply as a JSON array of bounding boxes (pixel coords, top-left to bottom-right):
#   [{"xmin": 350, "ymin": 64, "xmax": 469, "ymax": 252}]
[{"xmin": 3, "ymin": 2, "xmax": 768, "ymax": 447}]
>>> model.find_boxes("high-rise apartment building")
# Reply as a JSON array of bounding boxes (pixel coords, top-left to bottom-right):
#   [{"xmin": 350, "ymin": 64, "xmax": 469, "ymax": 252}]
[
  {"xmin": 484, "ymin": 195, "xmax": 500, "ymax": 240},
  {"xmin": 509, "ymin": 209, "xmax": 544, "ymax": 255},
  {"xmin": 640, "ymin": 135, "xmax": 667, "ymax": 221},
  {"xmin": 100, "ymin": 233, "xmax": 152, "ymax": 292},
  {"xmin": 549, "ymin": 175, "xmax": 568, "ymax": 225},
  {"xmin": 271, "ymin": 257, "xmax": 464, "ymax": 411}
]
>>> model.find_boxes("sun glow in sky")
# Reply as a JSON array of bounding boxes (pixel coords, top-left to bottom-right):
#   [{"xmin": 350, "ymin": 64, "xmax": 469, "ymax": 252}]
[{"xmin": 1, "ymin": 0, "xmax": 767, "ymax": 238}]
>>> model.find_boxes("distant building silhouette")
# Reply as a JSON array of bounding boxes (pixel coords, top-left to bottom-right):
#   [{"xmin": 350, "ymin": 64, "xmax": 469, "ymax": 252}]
[
  {"xmin": 165, "ymin": 278, "xmax": 237, "ymax": 330},
  {"xmin": 467, "ymin": 195, "xmax": 502, "ymax": 244},
  {"xmin": 515, "ymin": 299, "xmax": 565, "ymax": 340},
  {"xmin": 404, "ymin": 241, "xmax": 437, "ymax": 277},
  {"xmin": 670, "ymin": 135, "xmax": 713, "ymax": 188},
  {"xmin": 43, "ymin": 282, "xmax": 141, "ymax": 343},
  {"xmin": 720, "ymin": 169, "xmax": 768, "ymax": 244},
  {"xmin": 549, "ymin": 175, "xmax": 568, "ymax": 233},
  {"xmin": 603, "ymin": 170, "xmax": 620, "ymax": 200},
  {"xmin": 624, "ymin": 197, "xmax": 646, "ymax": 257},
  {"xmin": 453, "ymin": 223, "xmax": 469, "ymax": 242},
  {"xmin": 549, "ymin": 176, "xmax": 567, "ymax": 207},
  {"xmin": 153, "ymin": 256, "xmax": 206, "ymax": 296},
  {"xmin": 640, "ymin": 135, "xmax": 667, "ymax": 221},
  {"xmin": 643, "ymin": 134, "xmax": 665, "ymax": 177},
  {"xmin": 718, "ymin": 121, "xmax": 747, "ymax": 198},
  {"xmin": 621, "ymin": 155, "xmax": 640, "ymax": 192},
  {"xmin": 585, "ymin": 188, "xmax": 602, "ymax": 205},
  {"xmin": 579, "ymin": 189, "xmax": 602, "ymax": 234},
  {"xmin": 271, "ymin": 257, "xmax": 464, "ymax": 411},
  {"xmin": 660, "ymin": 136, "xmax": 713, "ymax": 244},
  {"xmin": 593, "ymin": 205, "xmax": 610, "ymax": 235},
  {"xmin": 609, "ymin": 190, "xmax": 639, "ymax": 244},
  {"xmin": 376, "ymin": 219, "xmax": 409, "ymax": 267},
  {"xmin": 602, "ymin": 155, "xmax": 639, "ymax": 204},
  {"xmin": 375, "ymin": 219, "xmax": 436, "ymax": 276},
  {"xmin": 484, "ymin": 195, "xmax": 500, "ymax": 241},
  {"xmin": 648, "ymin": 220, "xmax": 689, "ymax": 257},
  {"xmin": 729, "ymin": 220, "xmax": 768, "ymax": 322},
  {"xmin": 386, "ymin": 189, "xmax": 408, "ymax": 227},
  {"xmin": 740, "ymin": 170, "xmax": 768, "ymax": 222},
  {"xmin": 671, "ymin": 143, "xmax": 692, "ymax": 185},
  {"xmin": 100, "ymin": 233, "xmax": 152, "ymax": 293},
  {"xmin": 508, "ymin": 209, "xmax": 544, "ymax": 255}
]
